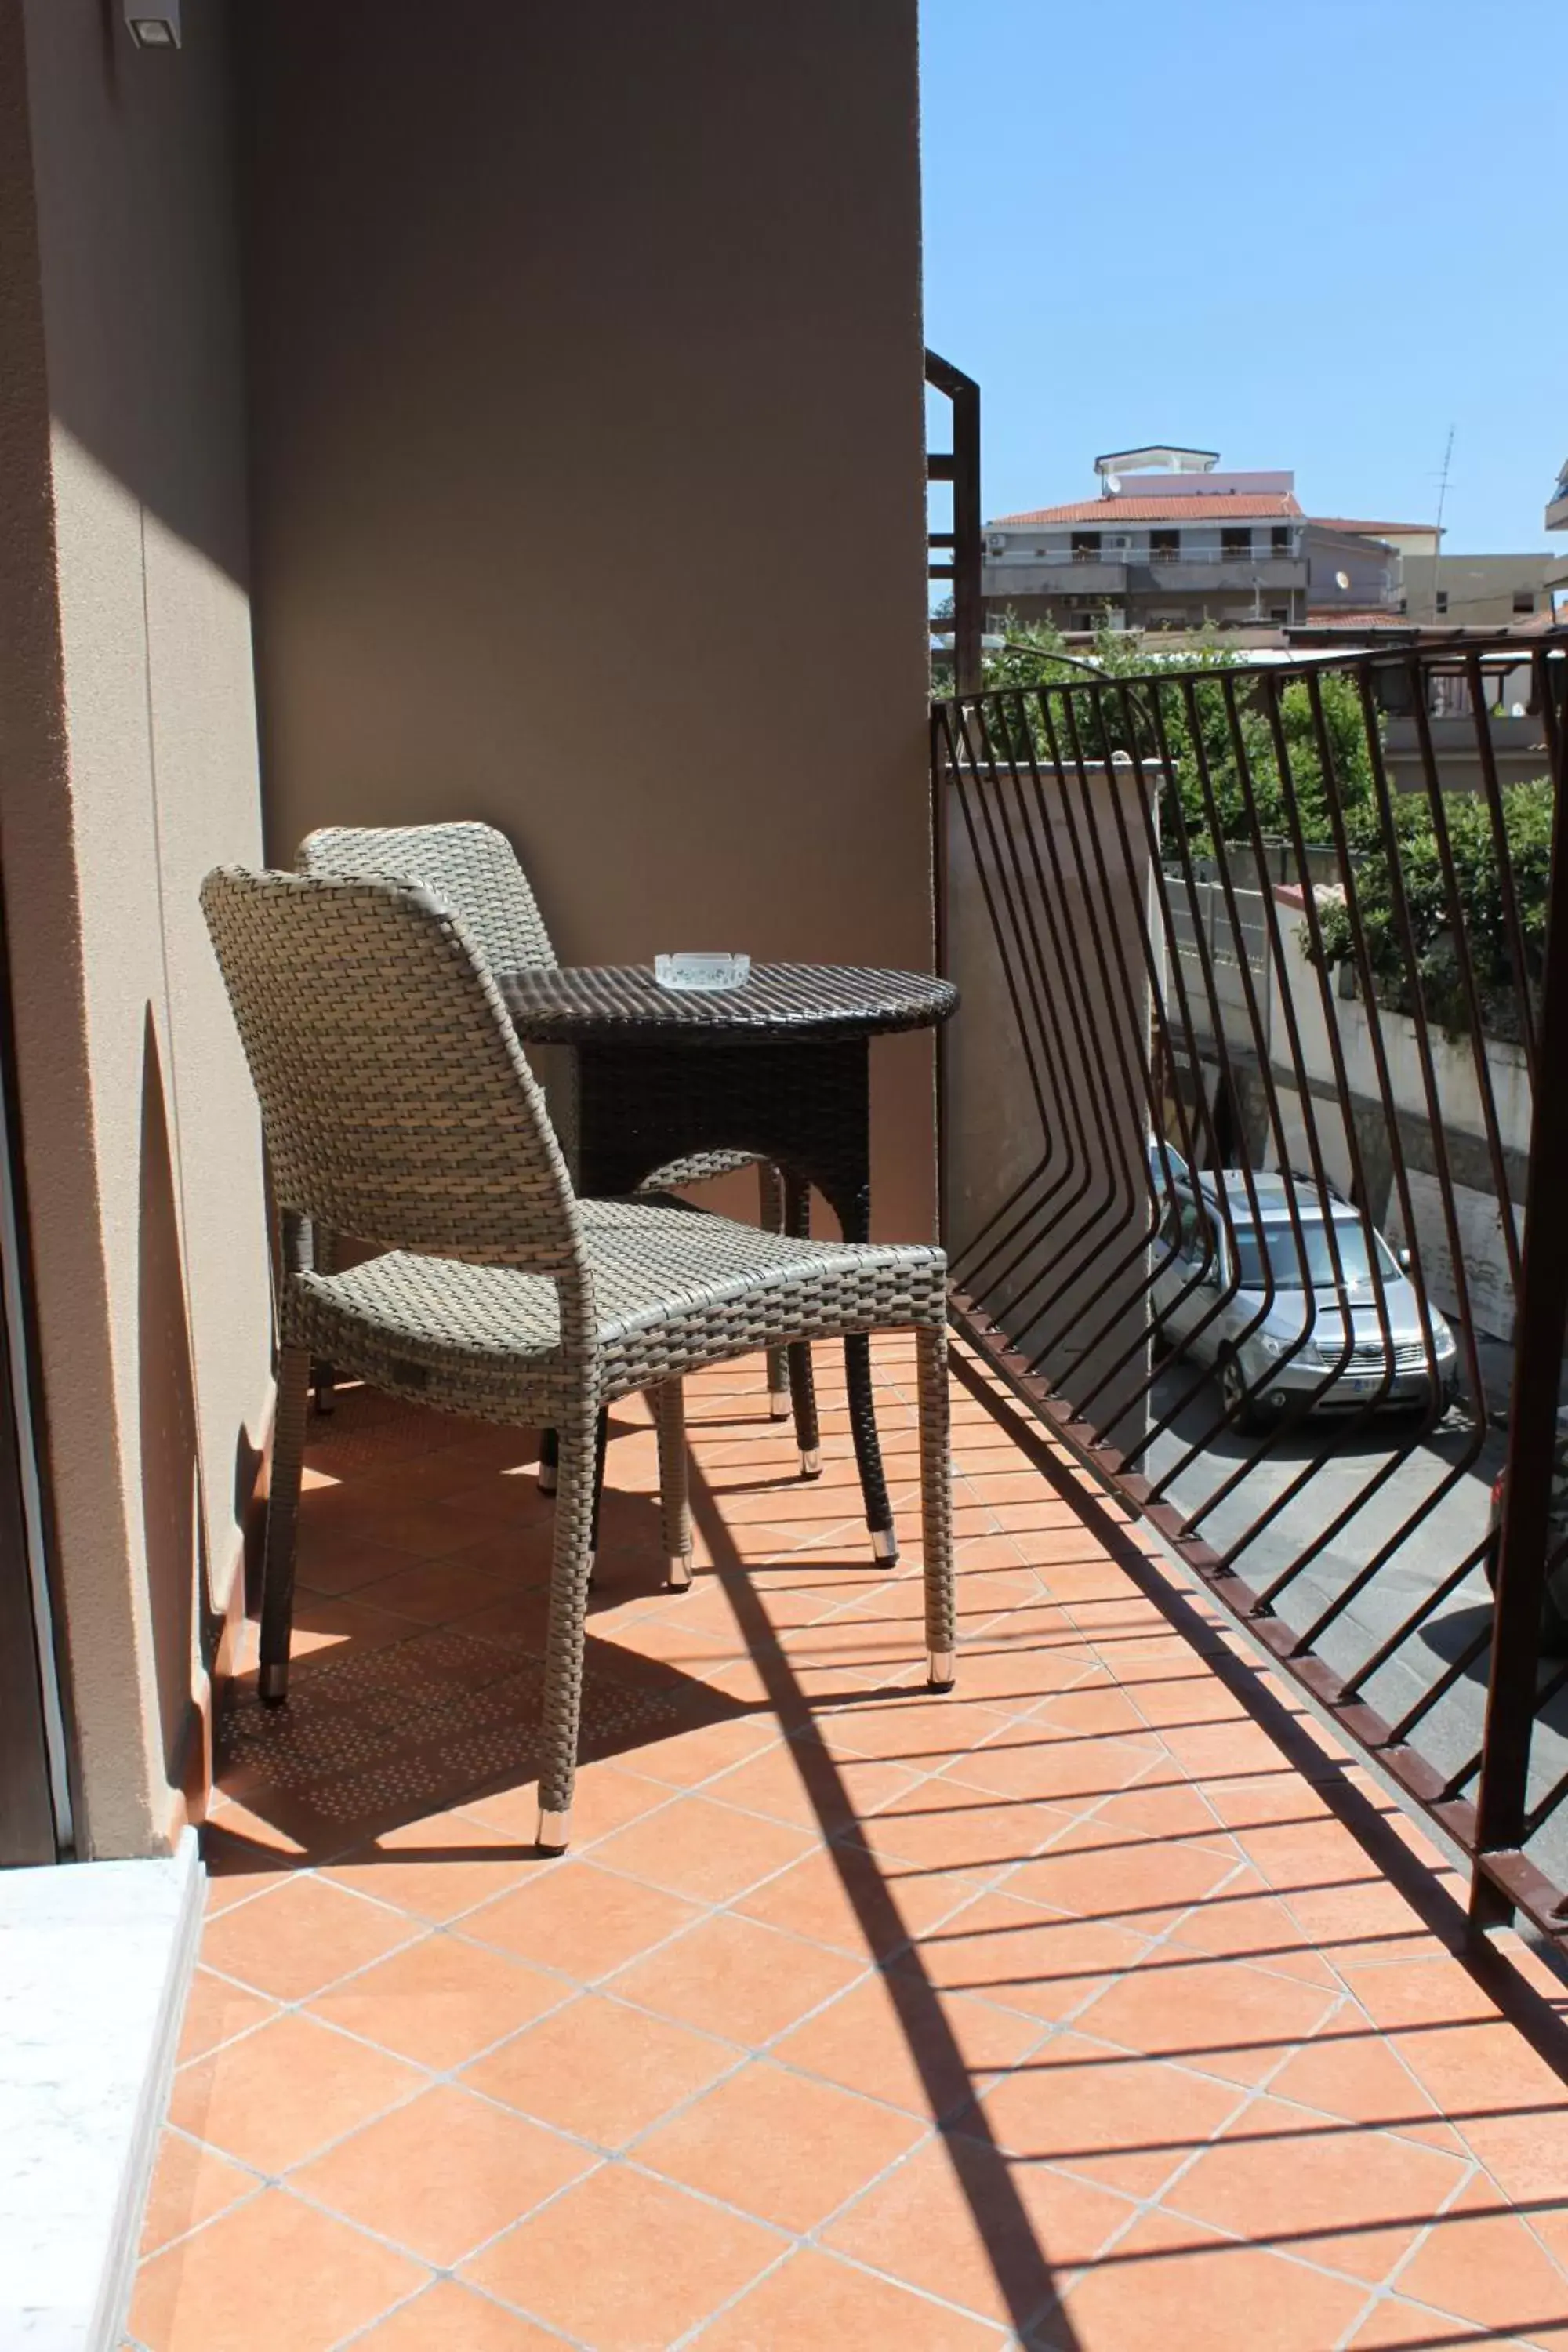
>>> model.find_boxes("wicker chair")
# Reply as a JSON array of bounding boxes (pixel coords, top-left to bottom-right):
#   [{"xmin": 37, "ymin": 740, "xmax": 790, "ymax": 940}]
[
  {"xmin": 201, "ymin": 867, "xmax": 956, "ymax": 1851},
  {"xmin": 296, "ymin": 822, "xmax": 805, "ymax": 1465}
]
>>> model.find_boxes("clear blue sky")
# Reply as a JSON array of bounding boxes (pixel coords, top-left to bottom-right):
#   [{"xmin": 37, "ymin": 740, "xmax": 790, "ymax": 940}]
[{"xmin": 919, "ymin": 0, "xmax": 1566, "ymax": 551}]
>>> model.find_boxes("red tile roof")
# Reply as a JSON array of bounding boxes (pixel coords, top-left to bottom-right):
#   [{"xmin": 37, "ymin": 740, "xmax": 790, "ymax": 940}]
[
  {"xmin": 1301, "ymin": 608, "xmax": 1410, "ymax": 629},
  {"xmin": 992, "ymin": 493, "xmax": 1305, "ymax": 527},
  {"xmin": 1308, "ymin": 517, "xmax": 1438, "ymax": 538}
]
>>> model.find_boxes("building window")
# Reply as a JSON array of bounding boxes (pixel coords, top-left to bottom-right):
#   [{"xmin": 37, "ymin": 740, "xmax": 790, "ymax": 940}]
[
  {"xmin": 1070, "ymin": 612, "xmax": 1094, "ymax": 631},
  {"xmin": 1398, "ymin": 597, "xmax": 1407, "ymax": 615},
  {"xmin": 1270, "ymin": 526, "xmax": 1290, "ymax": 555},
  {"xmin": 1269, "ymin": 606, "xmax": 1289, "ymax": 625},
  {"xmin": 1513, "ymin": 589, "xmax": 1534, "ymax": 614},
  {"xmin": 1071, "ymin": 532, "xmax": 1102, "ymax": 561},
  {"xmin": 1436, "ymin": 590, "xmax": 1449, "ymax": 615},
  {"xmin": 1150, "ymin": 530, "xmax": 1179, "ymax": 562}
]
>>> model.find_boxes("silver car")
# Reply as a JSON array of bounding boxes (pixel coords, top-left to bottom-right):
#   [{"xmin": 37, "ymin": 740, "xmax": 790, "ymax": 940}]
[{"xmin": 1152, "ymin": 1168, "xmax": 1458, "ymax": 1430}]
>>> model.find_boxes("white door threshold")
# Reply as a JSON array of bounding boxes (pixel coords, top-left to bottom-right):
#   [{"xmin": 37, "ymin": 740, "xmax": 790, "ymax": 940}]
[{"xmin": 0, "ymin": 1828, "xmax": 203, "ymax": 2350}]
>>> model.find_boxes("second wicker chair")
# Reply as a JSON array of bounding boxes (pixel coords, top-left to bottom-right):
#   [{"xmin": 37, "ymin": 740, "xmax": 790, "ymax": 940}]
[{"xmin": 296, "ymin": 821, "xmax": 809, "ymax": 1466}]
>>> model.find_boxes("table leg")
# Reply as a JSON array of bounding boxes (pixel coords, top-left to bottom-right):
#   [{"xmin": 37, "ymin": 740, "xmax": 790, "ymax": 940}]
[
  {"xmin": 814, "ymin": 1057, "xmax": 896, "ymax": 1565},
  {"xmin": 782, "ymin": 1174, "xmax": 820, "ymax": 1477},
  {"xmin": 786, "ymin": 1169, "xmax": 895, "ymax": 1563},
  {"xmin": 844, "ymin": 1333, "xmax": 895, "ymax": 1560},
  {"xmin": 573, "ymin": 1033, "xmax": 897, "ymax": 1561},
  {"xmin": 757, "ymin": 1162, "xmax": 792, "ymax": 1421},
  {"xmin": 844, "ymin": 1319, "xmax": 895, "ymax": 1563}
]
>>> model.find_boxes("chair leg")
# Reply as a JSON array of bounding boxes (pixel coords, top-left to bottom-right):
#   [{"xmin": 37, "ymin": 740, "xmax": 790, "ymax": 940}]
[
  {"xmin": 535, "ymin": 1399, "xmax": 601, "ymax": 1853},
  {"xmin": 310, "ymin": 1225, "xmax": 337, "ymax": 1416},
  {"xmin": 758, "ymin": 1163, "xmax": 790, "ymax": 1418},
  {"xmin": 655, "ymin": 1381, "xmax": 693, "ymax": 1590},
  {"xmin": 916, "ymin": 1324, "xmax": 956, "ymax": 1692},
  {"xmin": 788, "ymin": 1341, "xmax": 819, "ymax": 1479},
  {"xmin": 782, "ymin": 1172, "xmax": 821, "ymax": 1477},
  {"xmin": 588, "ymin": 1407, "xmax": 609, "ymax": 1560},
  {"xmin": 259, "ymin": 1343, "xmax": 311, "ymax": 1703}
]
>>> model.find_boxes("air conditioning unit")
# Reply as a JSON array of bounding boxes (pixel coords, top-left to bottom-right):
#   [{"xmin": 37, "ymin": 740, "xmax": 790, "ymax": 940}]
[{"xmin": 986, "ymin": 533, "xmax": 1007, "ymax": 554}]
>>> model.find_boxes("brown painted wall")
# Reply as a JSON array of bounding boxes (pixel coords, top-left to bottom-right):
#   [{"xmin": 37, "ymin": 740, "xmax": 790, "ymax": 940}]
[
  {"xmin": 0, "ymin": 0, "xmax": 272, "ymax": 1855},
  {"xmin": 239, "ymin": 0, "xmax": 935, "ymax": 1239}
]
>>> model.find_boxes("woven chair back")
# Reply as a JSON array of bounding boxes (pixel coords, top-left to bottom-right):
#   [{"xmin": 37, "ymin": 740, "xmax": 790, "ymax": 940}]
[
  {"xmin": 297, "ymin": 822, "xmax": 556, "ymax": 971},
  {"xmin": 201, "ymin": 867, "xmax": 583, "ymax": 1274}
]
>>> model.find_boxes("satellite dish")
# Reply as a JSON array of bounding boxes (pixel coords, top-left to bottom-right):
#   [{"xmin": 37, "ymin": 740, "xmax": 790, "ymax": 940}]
[
  {"xmin": 1334, "ymin": 570, "xmax": 1351, "ymax": 592},
  {"xmin": 1106, "ymin": 474, "xmax": 1123, "ymax": 495}
]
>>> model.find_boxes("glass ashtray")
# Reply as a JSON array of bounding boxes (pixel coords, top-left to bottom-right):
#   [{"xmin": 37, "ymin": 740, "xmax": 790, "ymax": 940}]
[{"xmin": 654, "ymin": 953, "xmax": 752, "ymax": 993}]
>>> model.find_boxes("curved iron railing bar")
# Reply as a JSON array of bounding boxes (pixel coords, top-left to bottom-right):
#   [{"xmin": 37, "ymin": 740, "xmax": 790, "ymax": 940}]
[
  {"xmin": 1462, "ymin": 646, "xmax": 1540, "ymax": 1088},
  {"xmin": 953, "ymin": 692, "xmax": 1147, "ymax": 1317},
  {"xmin": 1250, "ymin": 659, "xmax": 1493, "ymax": 1624}
]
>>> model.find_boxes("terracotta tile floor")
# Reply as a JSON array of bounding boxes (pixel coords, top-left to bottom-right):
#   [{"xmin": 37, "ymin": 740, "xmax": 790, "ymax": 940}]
[{"xmin": 130, "ymin": 1339, "xmax": 1568, "ymax": 2350}]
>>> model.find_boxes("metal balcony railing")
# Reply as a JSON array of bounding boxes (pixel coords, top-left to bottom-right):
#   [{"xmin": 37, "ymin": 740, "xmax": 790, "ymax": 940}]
[
  {"xmin": 933, "ymin": 632, "xmax": 1568, "ymax": 1950},
  {"xmin": 990, "ymin": 545, "xmax": 1305, "ymax": 569}
]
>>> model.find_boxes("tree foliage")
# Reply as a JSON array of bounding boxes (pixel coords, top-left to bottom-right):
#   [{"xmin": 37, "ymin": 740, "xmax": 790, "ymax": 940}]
[
  {"xmin": 954, "ymin": 616, "xmax": 1377, "ymax": 856},
  {"xmin": 1313, "ymin": 778, "xmax": 1554, "ymax": 1041},
  {"xmin": 938, "ymin": 617, "xmax": 1555, "ymax": 1043}
]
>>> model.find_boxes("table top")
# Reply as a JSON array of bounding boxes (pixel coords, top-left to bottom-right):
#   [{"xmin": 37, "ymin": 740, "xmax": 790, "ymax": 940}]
[{"xmin": 499, "ymin": 961, "xmax": 958, "ymax": 1045}]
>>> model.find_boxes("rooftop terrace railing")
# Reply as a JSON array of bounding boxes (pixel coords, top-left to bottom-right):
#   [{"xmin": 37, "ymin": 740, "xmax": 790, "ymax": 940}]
[{"xmin": 934, "ymin": 632, "xmax": 1568, "ymax": 1950}]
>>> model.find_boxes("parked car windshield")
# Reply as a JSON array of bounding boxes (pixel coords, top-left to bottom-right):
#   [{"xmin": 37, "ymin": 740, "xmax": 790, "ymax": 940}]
[{"xmin": 1232, "ymin": 1214, "xmax": 1399, "ymax": 1294}]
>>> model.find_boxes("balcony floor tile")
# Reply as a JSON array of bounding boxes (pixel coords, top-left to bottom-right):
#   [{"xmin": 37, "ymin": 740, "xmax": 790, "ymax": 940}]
[{"xmin": 129, "ymin": 1345, "xmax": 1568, "ymax": 2352}]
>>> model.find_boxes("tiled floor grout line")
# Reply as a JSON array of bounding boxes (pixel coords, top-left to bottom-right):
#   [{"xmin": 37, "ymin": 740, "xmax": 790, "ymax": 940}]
[
  {"xmin": 831, "ymin": 1601, "xmax": 1532, "ymax": 2339},
  {"xmin": 1030, "ymin": 1554, "xmax": 1568, "ymax": 2345},
  {"xmin": 325, "ymin": 2270, "xmax": 592, "ymax": 2352},
  {"xmin": 1025, "ymin": 1989, "xmax": 1442, "ymax": 2344},
  {"xmin": 677, "ymin": 2227, "xmax": 1017, "ymax": 2351},
  {"xmin": 1331, "ymin": 2159, "xmax": 1489, "ymax": 2351},
  {"xmin": 145, "ymin": 1375, "xmax": 1568, "ymax": 2352}
]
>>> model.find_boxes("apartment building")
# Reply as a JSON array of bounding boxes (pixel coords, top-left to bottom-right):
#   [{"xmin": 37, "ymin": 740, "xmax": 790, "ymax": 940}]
[
  {"xmin": 981, "ymin": 445, "xmax": 1475, "ymax": 640},
  {"xmin": 982, "ymin": 448, "xmax": 1315, "ymax": 634},
  {"xmin": 1397, "ymin": 550, "xmax": 1560, "ymax": 626}
]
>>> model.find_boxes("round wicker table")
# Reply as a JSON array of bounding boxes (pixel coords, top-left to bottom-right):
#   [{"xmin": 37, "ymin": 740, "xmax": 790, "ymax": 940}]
[{"xmin": 499, "ymin": 961, "xmax": 959, "ymax": 1548}]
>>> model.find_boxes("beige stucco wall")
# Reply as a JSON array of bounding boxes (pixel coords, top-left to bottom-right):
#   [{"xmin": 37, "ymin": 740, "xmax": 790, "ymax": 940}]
[
  {"xmin": 239, "ymin": 0, "xmax": 935, "ymax": 1240},
  {"xmin": 0, "ymin": 0, "xmax": 272, "ymax": 1855}
]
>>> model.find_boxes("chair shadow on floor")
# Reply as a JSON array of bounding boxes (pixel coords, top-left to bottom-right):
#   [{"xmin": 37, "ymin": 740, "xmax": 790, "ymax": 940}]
[{"xmin": 202, "ymin": 1374, "xmax": 1085, "ymax": 2346}]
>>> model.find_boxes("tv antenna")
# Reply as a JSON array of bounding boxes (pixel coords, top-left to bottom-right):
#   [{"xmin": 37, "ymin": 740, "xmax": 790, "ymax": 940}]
[{"xmin": 1431, "ymin": 426, "xmax": 1455, "ymax": 620}]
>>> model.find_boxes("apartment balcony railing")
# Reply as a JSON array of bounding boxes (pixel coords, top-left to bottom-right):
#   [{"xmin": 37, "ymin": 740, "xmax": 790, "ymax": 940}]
[
  {"xmin": 986, "ymin": 553, "xmax": 1311, "ymax": 604},
  {"xmin": 933, "ymin": 631, "xmax": 1568, "ymax": 1953},
  {"xmin": 992, "ymin": 546, "xmax": 1303, "ymax": 568},
  {"xmin": 133, "ymin": 633, "xmax": 1568, "ymax": 2348}
]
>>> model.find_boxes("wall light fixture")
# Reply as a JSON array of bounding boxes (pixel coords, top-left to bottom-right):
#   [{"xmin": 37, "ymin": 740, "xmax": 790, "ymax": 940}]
[{"xmin": 123, "ymin": 1, "xmax": 181, "ymax": 48}]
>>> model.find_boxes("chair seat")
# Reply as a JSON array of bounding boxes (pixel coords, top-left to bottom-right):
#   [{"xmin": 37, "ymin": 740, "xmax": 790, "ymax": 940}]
[
  {"xmin": 285, "ymin": 1196, "xmax": 945, "ymax": 1421},
  {"xmin": 637, "ymin": 1148, "xmax": 760, "ymax": 1192}
]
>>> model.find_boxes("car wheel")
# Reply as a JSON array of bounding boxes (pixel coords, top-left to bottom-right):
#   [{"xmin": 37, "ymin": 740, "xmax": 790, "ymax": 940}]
[
  {"xmin": 1218, "ymin": 1345, "xmax": 1269, "ymax": 1434},
  {"xmin": 1542, "ymin": 1592, "xmax": 1568, "ymax": 1658}
]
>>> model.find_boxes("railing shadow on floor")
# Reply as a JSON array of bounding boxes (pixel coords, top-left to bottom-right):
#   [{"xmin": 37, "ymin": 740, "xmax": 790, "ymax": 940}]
[
  {"xmin": 950, "ymin": 1344, "xmax": 1568, "ymax": 2093},
  {"xmin": 683, "ymin": 1449, "xmax": 1080, "ymax": 2347}
]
